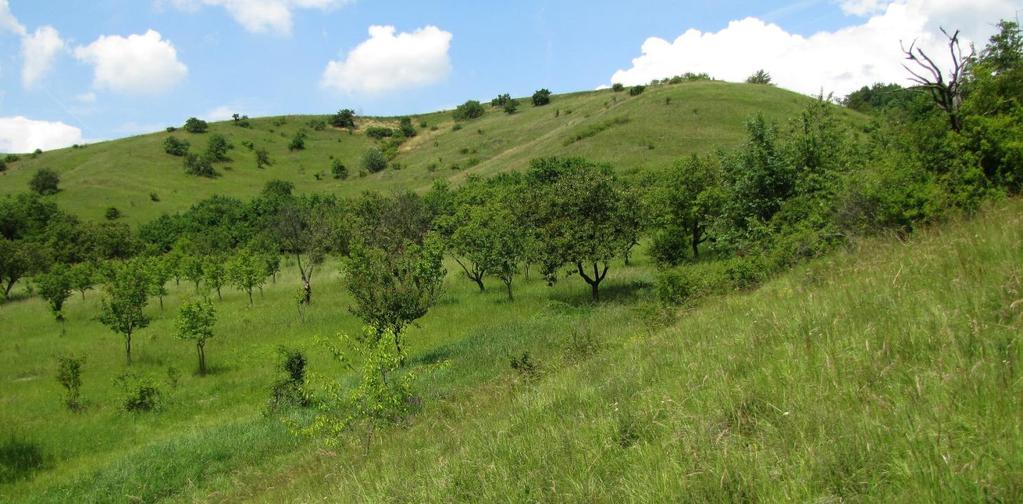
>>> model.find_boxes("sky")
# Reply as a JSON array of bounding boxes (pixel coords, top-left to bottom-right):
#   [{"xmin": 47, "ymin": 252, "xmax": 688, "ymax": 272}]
[{"xmin": 0, "ymin": 0, "xmax": 1020, "ymax": 153}]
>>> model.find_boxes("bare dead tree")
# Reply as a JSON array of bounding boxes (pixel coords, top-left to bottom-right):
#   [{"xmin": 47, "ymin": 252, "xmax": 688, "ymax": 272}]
[{"xmin": 901, "ymin": 28, "xmax": 975, "ymax": 132}]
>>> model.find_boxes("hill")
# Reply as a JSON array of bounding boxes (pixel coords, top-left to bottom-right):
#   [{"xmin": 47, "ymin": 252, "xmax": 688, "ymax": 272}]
[
  {"xmin": 2, "ymin": 197, "xmax": 1019, "ymax": 502},
  {"xmin": 0, "ymin": 82, "xmax": 847, "ymax": 224}
]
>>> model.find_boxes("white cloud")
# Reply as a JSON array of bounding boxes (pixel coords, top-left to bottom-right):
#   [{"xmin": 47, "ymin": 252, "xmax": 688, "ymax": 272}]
[
  {"xmin": 74, "ymin": 30, "xmax": 188, "ymax": 95},
  {"xmin": 21, "ymin": 26, "xmax": 64, "ymax": 88},
  {"xmin": 609, "ymin": 0, "xmax": 1023, "ymax": 97},
  {"xmin": 0, "ymin": 0, "xmax": 25, "ymax": 36},
  {"xmin": 203, "ymin": 105, "xmax": 236, "ymax": 121},
  {"xmin": 75, "ymin": 92, "xmax": 97, "ymax": 104},
  {"xmin": 166, "ymin": 0, "xmax": 350, "ymax": 35},
  {"xmin": 839, "ymin": 0, "xmax": 892, "ymax": 16},
  {"xmin": 321, "ymin": 25, "xmax": 453, "ymax": 95},
  {"xmin": 0, "ymin": 116, "xmax": 82, "ymax": 153}
]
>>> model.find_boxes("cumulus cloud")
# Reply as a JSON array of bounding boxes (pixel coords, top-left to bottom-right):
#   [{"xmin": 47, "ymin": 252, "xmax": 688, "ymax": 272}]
[
  {"xmin": 609, "ymin": 0, "xmax": 1022, "ymax": 97},
  {"xmin": 0, "ymin": 0, "xmax": 25, "ymax": 36},
  {"xmin": 74, "ymin": 30, "xmax": 188, "ymax": 95},
  {"xmin": 203, "ymin": 105, "xmax": 236, "ymax": 121},
  {"xmin": 167, "ymin": 0, "xmax": 351, "ymax": 35},
  {"xmin": 0, "ymin": 116, "xmax": 82, "ymax": 153},
  {"xmin": 21, "ymin": 26, "xmax": 65, "ymax": 88},
  {"xmin": 321, "ymin": 25, "xmax": 453, "ymax": 95}
]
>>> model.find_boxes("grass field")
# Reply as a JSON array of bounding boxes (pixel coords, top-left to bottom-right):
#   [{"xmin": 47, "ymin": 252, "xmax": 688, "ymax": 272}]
[
  {"xmin": 2, "ymin": 196, "xmax": 1021, "ymax": 502},
  {"xmin": 0, "ymin": 82, "xmax": 841, "ymax": 225}
]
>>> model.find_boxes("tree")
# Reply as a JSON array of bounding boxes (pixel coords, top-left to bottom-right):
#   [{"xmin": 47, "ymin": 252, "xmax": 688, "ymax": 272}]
[
  {"xmin": 205, "ymin": 134, "xmax": 232, "ymax": 162},
  {"xmin": 99, "ymin": 259, "xmax": 151, "ymax": 365},
  {"xmin": 654, "ymin": 155, "xmax": 723, "ymax": 262},
  {"xmin": 746, "ymin": 69, "xmax": 773, "ymax": 85},
  {"xmin": 331, "ymin": 159, "xmax": 348, "ymax": 180},
  {"xmin": 453, "ymin": 100, "xmax": 485, "ymax": 120},
  {"xmin": 67, "ymin": 262, "xmax": 95, "ymax": 300},
  {"xmin": 36, "ymin": 264, "xmax": 72, "ymax": 331},
  {"xmin": 176, "ymin": 298, "xmax": 216, "ymax": 375},
  {"xmin": 256, "ymin": 147, "xmax": 272, "ymax": 169},
  {"xmin": 179, "ymin": 254, "xmax": 204, "ymax": 293},
  {"xmin": 399, "ymin": 117, "xmax": 416, "ymax": 138},
  {"xmin": 202, "ymin": 257, "xmax": 227, "ymax": 301},
  {"xmin": 361, "ymin": 148, "xmax": 388, "ymax": 173},
  {"xmin": 612, "ymin": 83, "xmax": 625, "ymax": 92},
  {"xmin": 524, "ymin": 157, "xmax": 633, "ymax": 300},
  {"xmin": 0, "ymin": 238, "xmax": 47, "ymax": 299},
  {"xmin": 184, "ymin": 117, "xmax": 208, "ymax": 133},
  {"xmin": 901, "ymin": 28, "xmax": 972, "ymax": 132},
  {"xmin": 163, "ymin": 136, "xmax": 190, "ymax": 156},
  {"xmin": 274, "ymin": 199, "xmax": 346, "ymax": 304},
  {"xmin": 29, "ymin": 169, "xmax": 60, "ymax": 195},
  {"xmin": 145, "ymin": 257, "xmax": 172, "ymax": 311},
  {"xmin": 289, "ymin": 131, "xmax": 307, "ymax": 151},
  {"xmin": 183, "ymin": 153, "xmax": 216, "ymax": 177},
  {"xmin": 345, "ymin": 234, "xmax": 446, "ymax": 360},
  {"xmin": 227, "ymin": 249, "xmax": 266, "ymax": 305},
  {"xmin": 503, "ymin": 99, "xmax": 520, "ymax": 115},
  {"xmin": 330, "ymin": 109, "xmax": 356, "ymax": 129},
  {"xmin": 56, "ymin": 355, "xmax": 84, "ymax": 411},
  {"xmin": 532, "ymin": 88, "xmax": 552, "ymax": 106}
]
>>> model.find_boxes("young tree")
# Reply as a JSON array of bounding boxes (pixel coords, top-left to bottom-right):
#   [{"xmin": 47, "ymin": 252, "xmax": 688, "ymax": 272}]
[
  {"xmin": 255, "ymin": 147, "xmax": 272, "ymax": 169},
  {"xmin": 656, "ymin": 154, "xmax": 723, "ymax": 261},
  {"xmin": 398, "ymin": 117, "xmax": 417, "ymax": 138},
  {"xmin": 274, "ymin": 199, "xmax": 346, "ymax": 304},
  {"xmin": 524, "ymin": 157, "xmax": 633, "ymax": 300},
  {"xmin": 179, "ymin": 254, "xmax": 205, "ymax": 293},
  {"xmin": 163, "ymin": 136, "xmax": 190, "ymax": 156},
  {"xmin": 746, "ymin": 69, "xmax": 773, "ymax": 85},
  {"xmin": 202, "ymin": 257, "xmax": 227, "ymax": 301},
  {"xmin": 99, "ymin": 260, "xmax": 151, "ymax": 365},
  {"xmin": 183, "ymin": 153, "xmax": 216, "ymax": 177},
  {"xmin": 227, "ymin": 249, "xmax": 266, "ymax": 305},
  {"xmin": 331, "ymin": 159, "xmax": 349, "ymax": 180},
  {"xmin": 36, "ymin": 264, "xmax": 73, "ymax": 331},
  {"xmin": 532, "ymin": 88, "xmax": 552, "ymax": 106},
  {"xmin": 289, "ymin": 131, "xmax": 307, "ymax": 151},
  {"xmin": 176, "ymin": 298, "xmax": 217, "ymax": 375},
  {"xmin": 453, "ymin": 100, "xmax": 486, "ymax": 120},
  {"xmin": 184, "ymin": 117, "xmax": 209, "ymax": 133},
  {"xmin": 205, "ymin": 134, "xmax": 232, "ymax": 162},
  {"xmin": 29, "ymin": 169, "xmax": 60, "ymax": 195},
  {"xmin": 345, "ymin": 234, "xmax": 446, "ymax": 360},
  {"xmin": 145, "ymin": 256, "xmax": 173, "ymax": 311},
  {"xmin": 56, "ymin": 355, "xmax": 85, "ymax": 411},
  {"xmin": 0, "ymin": 238, "xmax": 48, "ymax": 298},
  {"xmin": 67, "ymin": 262, "xmax": 95, "ymax": 300},
  {"xmin": 330, "ymin": 109, "xmax": 356, "ymax": 129}
]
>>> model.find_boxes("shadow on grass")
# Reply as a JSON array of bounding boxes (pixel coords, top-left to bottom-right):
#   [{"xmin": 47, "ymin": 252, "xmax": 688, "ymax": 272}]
[
  {"xmin": 0, "ymin": 435, "xmax": 48, "ymax": 484},
  {"xmin": 549, "ymin": 279, "xmax": 654, "ymax": 307}
]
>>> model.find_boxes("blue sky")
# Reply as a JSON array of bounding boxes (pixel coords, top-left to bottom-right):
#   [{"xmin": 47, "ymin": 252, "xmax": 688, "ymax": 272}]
[{"xmin": 0, "ymin": 0, "xmax": 1020, "ymax": 151}]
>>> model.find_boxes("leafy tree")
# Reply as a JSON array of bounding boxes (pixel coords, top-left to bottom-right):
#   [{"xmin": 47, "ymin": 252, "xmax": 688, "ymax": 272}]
[
  {"xmin": 205, "ymin": 134, "xmax": 232, "ymax": 162},
  {"xmin": 202, "ymin": 256, "xmax": 227, "ymax": 301},
  {"xmin": 746, "ymin": 69, "xmax": 773, "ymax": 85},
  {"xmin": 629, "ymin": 85, "xmax": 646, "ymax": 96},
  {"xmin": 330, "ymin": 109, "xmax": 356, "ymax": 129},
  {"xmin": 842, "ymin": 83, "xmax": 909, "ymax": 113},
  {"xmin": 145, "ymin": 257, "xmax": 173, "ymax": 311},
  {"xmin": 532, "ymin": 88, "xmax": 552, "ymax": 106},
  {"xmin": 36, "ymin": 264, "xmax": 72, "ymax": 330},
  {"xmin": 274, "ymin": 199, "xmax": 346, "ymax": 304},
  {"xmin": 183, "ymin": 153, "xmax": 216, "ymax": 177},
  {"xmin": 503, "ymin": 98, "xmax": 520, "ymax": 114},
  {"xmin": 524, "ymin": 157, "xmax": 633, "ymax": 300},
  {"xmin": 226, "ymin": 249, "xmax": 266, "ymax": 305},
  {"xmin": 0, "ymin": 238, "xmax": 48, "ymax": 298},
  {"xmin": 612, "ymin": 83, "xmax": 625, "ymax": 92},
  {"xmin": 163, "ymin": 136, "xmax": 190, "ymax": 156},
  {"xmin": 289, "ymin": 131, "xmax": 307, "ymax": 151},
  {"xmin": 67, "ymin": 262, "xmax": 95, "ymax": 300},
  {"xmin": 361, "ymin": 148, "xmax": 388, "ymax": 173},
  {"xmin": 56, "ymin": 355, "xmax": 85, "ymax": 411},
  {"xmin": 453, "ymin": 100, "xmax": 486, "ymax": 120},
  {"xmin": 653, "ymin": 154, "xmax": 723, "ymax": 262},
  {"xmin": 179, "ymin": 254, "xmax": 205, "ymax": 293},
  {"xmin": 331, "ymin": 159, "xmax": 349, "ymax": 180},
  {"xmin": 491, "ymin": 94, "xmax": 512, "ymax": 107},
  {"xmin": 263, "ymin": 179, "xmax": 294, "ymax": 199},
  {"xmin": 184, "ymin": 117, "xmax": 208, "ymax": 133},
  {"xmin": 255, "ymin": 147, "xmax": 272, "ymax": 169},
  {"xmin": 345, "ymin": 234, "xmax": 446, "ymax": 359},
  {"xmin": 176, "ymin": 298, "xmax": 217, "ymax": 375},
  {"xmin": 399, "ymin": 117, "xmax": 417, "ymax": 138},
  {"xmin": 98, "ymin": 259, "xmax": 151, "ymax": 365},
  {"xmin": 29, "ymin": 169, "xmax": 60, "ymax": 195},
  {"xmin": 365, "ymin": 127, "xmax": 394, "ymax": 140}
]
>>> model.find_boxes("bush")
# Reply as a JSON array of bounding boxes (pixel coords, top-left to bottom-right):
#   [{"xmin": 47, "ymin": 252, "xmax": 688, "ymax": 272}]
[
  {"xmin": 105, "ymin": 207, "xmax": 121, "ymax": 220},
  {"xmin": 0, "ymin": 159, "xmax": 6, "ymax": 172},
  {"xmin": 256, "ymin": 147, "xmax": 272, "ymax": 169},
  {"xmin": 117, "ymin": 373, "xmax": 162, "ymax": 412},
  {"xmin": 56, "ymin": 356, "xmax": 84, "ymax": 411},
  {"xmin": 746, "ymin": 69, "xmax": 773, "ymax": 85},
  {"xmin": 629, "ymin": 85, "xmax": 646, "ymax": 96},
  {"xmin": 267, "ymin": 347, "xmax": 310, "ymax": 412},
  {"xmin": 453, "ymin": 100, "xmax": 485, "ymax": 121},
  {"xmin": 656, "ymin": 268, "xmax": 703, "ymax": 306},
  {"xmin": 399, "ymin": 117, "xmax": 417, "ymax": 138},
  {"xmin": 183, "ymin": 153, "xmax": 216, "ymax": 177},
  {"xmin": 532, "ymin": 88, "xmax": 552, "ymax": 106},
  {"xmin": 361, "ymin": 148, "xmax": 388, "ymax": 173},
  {"xmin": 724, "ymin": 256, "xmax": 771, "ymax": 289},
  {"xmin": 150, "ymin": 192, "xmax": 160, "ymax": 202},
  {"xmin": 163, "ymin": 136, "xmax": 190, "ymax": 156},
  {"xmin": 503, "ymin": 99, "xmax": 520, "ymax": 114},
  {"xmin": 330, "ymin": 109, "xmax": 356, "ymax": 129},
  {"xmin": 331, "ymin": 159, "xmax": 348, "ymax": 180},
  {"xmin": 205, "ymin": 134, "xmax": 232, "ymax": 161},
  {"xmin": 288, "ymin": 131, "xmax": 307, "ymax": 151},
  {"xmin": 183, "ymin": 117, "xmax": 208, "ymax": 133},
  {"xmin": 366, "ymin": 126, "xmax": 395, "ymax": 140},
  {"xmin": 612, "ymin": 83, "xmax": 625, "ymax": 92},
  {"xmin": 29, "ymin": 168, "xmax": 59, "ymax": 195}
]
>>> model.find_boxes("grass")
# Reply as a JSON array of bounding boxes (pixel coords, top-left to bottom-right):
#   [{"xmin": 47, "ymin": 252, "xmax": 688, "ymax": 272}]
[
  {"xmin": 2, "ymin": 197, "xmax": 1021, "ymax": 501},
  {"xmin": 0, "ymin": 81, "xmax": 842, "ymax": 225}
]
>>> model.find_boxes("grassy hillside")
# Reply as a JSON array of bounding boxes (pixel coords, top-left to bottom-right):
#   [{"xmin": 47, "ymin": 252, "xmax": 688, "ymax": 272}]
[
  {"xmin": 0, "ymin": 82, "xmax": 839, "ymax": 224},
  {"xmin": 2, "ymin": 197, "xmax": 1020, "ymax": 502}
]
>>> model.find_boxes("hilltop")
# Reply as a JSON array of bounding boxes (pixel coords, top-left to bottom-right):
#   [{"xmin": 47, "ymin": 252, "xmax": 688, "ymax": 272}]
[{"xmin": 0, "ymin": 82, "xmax": 849, "ymax": 224}]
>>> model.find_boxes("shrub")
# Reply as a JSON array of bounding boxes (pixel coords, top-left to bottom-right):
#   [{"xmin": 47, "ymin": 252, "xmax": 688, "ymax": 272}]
[
  {"xmin": 629, "ymin": 85, "xmax": 646, "ymax": 96},
  {"xmin": 183, "ymin": 153, "xmax": 216, "ymax": 177},
  {"xmin": 361, "ymin": 148, "xmax": 388, "ymax": 173},
  {"xmin": 366, "ymin": 126, "xmax": 395, "ymax": 140},
  {"xmin": 510, "ymin": 352, "xmax": 538, "ymax": 380},
  {"xmin": 399, "ymin": 117, "xmax": 417, "ymax": 138},
  {"xmin": 656, "ymin": 268, "xmax": 703, "ymax": 306},
  {"xmin": 267, "ymin": 347, "xmax": 310, "ymax": 411},
  {"xmin": 288, "ymin": 131, "xmax": 307, "ymax": 151},
  {"xmin": 330, "ymin": 109, "xmax": 356, "ymax": 129},
  {"xmin": 453, "ymin": 100, "xmax": 485, "ymax": 121},
  {"xmin": 503, "ymin": 99, "xmax": 520, "ymax": 114},
  {"xmin": 29, "ymin": 168, "xmax": 59, "ymax": 195},
  {"xmin": 0, "ymin": 159, "xmax": 6, "ymax": 172},
  {"xmin": 166, "ymin": 126, "xmax": 176, "ymax": 133},
  {"xmin": 331, "ymin": 159, "xmax": 348, "ymax": 180},
  {"xmin": 612, "ymin": 83, "xmax": 625, "ymax": 92},
  {"xmin": 117, "ymin": 373, "xmax": 161, "ymax": 412},
  {"xmin": 183, "ymin": 117, "xmax": 208, "ymax": 133},
  {"xmin": 105, "ymin": 207, "xmax": 121, "ymax": 220},
  {"xmin": 32, "ymin": 148, "xmax": 42, "ymax": 158},
  {"xmin": 256, "ymin": 147, "xmax": 272, "ymax": 169},
  {"xmin": 746, "ymin": 69, "xmax": 773, "ymax": 85},
  {"xmin": 150, "ymin": 192, "xmax": 160, "ymax": 202},
  {"xmin": 532, "ymin": 88, "xmax": 552, "ymax": 106},
  {"xmin": 56, "ymin": 355, "xmax": 84, "ymax": 411},
  {"xmin": 163, "ymin": 136, "xmax": 190, "ymax": 156},
  {"xmin": 205, "ymin": 134, "xmax": 232, "ymax": 162},
  {"xmin": 724, "ymin": 256, "xmax": 771, "ymax": 289},
  {"xmin": 4, "ymin": 154, "xmax": 18, "ymax": 163}
]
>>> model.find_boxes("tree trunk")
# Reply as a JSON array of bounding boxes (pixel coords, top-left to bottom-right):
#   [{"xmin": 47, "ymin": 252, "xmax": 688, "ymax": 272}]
[
  {"xmin": 591, "ymin": 282, "xmax": 600, "ymax": 301},
  {"xmin": 504, "ymin": 278, "xmax": 514, "ymax": 301},
  {"xmin": 125, "ymin": 333, "xmax": 133, "ymax": 365},
  {"xmin": 4, "ymin": 278, "xmax": 16, "ymax": 298},
  {"xmin": 247, "ymin": 289, "xmax": 253, "ymax": 306},
  {"xmin": 692, "ymin": 223, "xmax": 702, "ymax": 259},
  {"xmin": 159, "ymin": 295, "xmax": 164, "ymax": 311},
  {"xmin": 197, "ymin": 342, "xmax": 206, "ymax": 375},
  {"xmin": 576, "ymin": 262, "xmax": 608, "ymax": 301},
  {"xmin": 473, "ymin": 276, "xmax": 485, "ymax": 293},
  {"xmin": 216, "ymin": 286, "xmax": 223, "ymax": 301}
]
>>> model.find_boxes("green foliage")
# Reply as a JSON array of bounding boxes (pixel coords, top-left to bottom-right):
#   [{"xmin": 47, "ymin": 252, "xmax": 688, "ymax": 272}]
[
  {"xmin": 650, "ymin": 154, "xmax": 723, "ymax": 264},
  {"xmin": 144, "ymin": 256, "xmax": 172, "ymax": 310},
  {"xmin": 98, "ymin": 259, "xmax": 151, "ymax": 365},
  {"xmin": 205, "ymin": 134, "xmax": 232, "ymax": 162},
  {"xmin": 183, "ymin": 117, "xmax": 209, "ymax": 134},
  {"xmin": 35, "ymin": 264, "xmax": 72, "ymax": 324},
  {"xmin": 176, "ymin": 297, "xmax": 217, "ymax": 375},
  {"xmin": 226, "ymin": 249, "xmax": 266, "ymax": 305},
  {"xmin": 628, "ymin": 85, "xmax": 645, "ymax": 96},
  {"xmin": 56, "ymin": 355, "xmax": 84, "ymax": 411},
  {"xmin": 288, "ymin": 131, "xmax": 307, "ymax": 152},
  {"xmin": 255, "ymin": 147, "xmax": 272, "ymax": 169},
  {"xmin": 104, "ymin": 207, "xmax": 121, "ymax": 220},
  {"xmin": 267, "ymin": 347, "xmax": 309, "ymax": 412},
  {"xmin": 361, "ymin": 148, "xmax": 387, "ymax": 173},
  {"xmin": 453, "ymin": 100, "xmax": 486, "ymax": 121},
  {"xmin": 398, "ymin": 117, "xmax": 417, "ymax": 138},
  {"xmin": 842, "ymin": 83, "xmax": 909, "ymax": 113},
  {"xmin": 746, "ymin": 69, "xmax": 773, "ymax": 85},
  {"xmin": 29, "ymin": 168, "xmax": 60, "ymax": 195},
  {"xmin": 202, "ymin": 257, "xmax": 227, "ymax": 301},
  {"xmin": 365, "ymin": 127, "xmax": 395, "ymax": 140},
  {"xmin": 330, "ymin": 109, "xmax": 356, "ymax": 129},
  {"xmin": 563, "ymin": 116, "xmax": 631, "ymax": 146},
  {"xmin": 532, "ymin": 88, "xmax": 552, "ymax": 106},
  {"xmin": 183, "ymin": 153, "xmax": 216, "ymax": 177},
  {"xmin": 67, "ymin": 262, "xmax": 95, "ymax": 300},
  {"xmin": 331, "ymin": 159, "xmax": 348, "ymax": 180},
  {"xmin": 116, "ymin": 372, "xmax": 162, "ymax": 412},
  {"xmin": 503, "ymin": 99, "xmax": 520, "ymax": 114},
  {"xmin": 163, "ymin": 136, "xmax": 190, "ymax": 156},
  {"xmin": 612, "ymin": 83, "xmax": 625, "ymax": 92}
]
